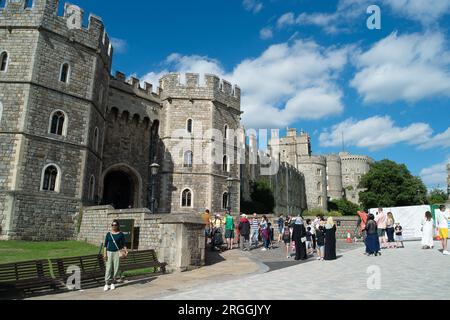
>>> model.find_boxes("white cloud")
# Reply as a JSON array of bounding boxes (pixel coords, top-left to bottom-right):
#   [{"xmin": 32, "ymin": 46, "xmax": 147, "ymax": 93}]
[
  {"xmin": 277, "ymin": 12, "xmax": 295, "ymax": 28},
  {"xmin": 259, "ymin": 27, "xmax": 273, "ymax": 40},
  {"xmin": 110, "ymin": 37, "xmax": 128, "ymax": 54},
  {"xmin": 319, "ymin": 116, "xmax": 432, "ymax": 151},
  {"xmin": 419, "ymin": 127, "xmax": 450, "ymax": 150},
  {"xmin": 242, "ymin": 0, "xmax": 263, "ymax": 13},
  {"xmin": 350, "ymin": 31, "xmax": 450, "ymax": 103},
  {"xmin": 140, "ymin": 40, "xmax": 350, "ymax": 128},
  {"xmin": 280, "ymin": 0, "xmax": 450, "ymax": 34},
  {"xmin": 384, "ymin": 0, "xmax": 450, "ymax": 25},
  {"xmin": 420, "ymin": 156, "xmax": 450, "ymax": 189}
]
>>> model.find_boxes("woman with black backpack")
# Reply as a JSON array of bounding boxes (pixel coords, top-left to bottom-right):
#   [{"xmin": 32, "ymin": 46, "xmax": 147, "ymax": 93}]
[{"xmin": 281, "ymin": 221, "xmax": 292, "ymax": 259}]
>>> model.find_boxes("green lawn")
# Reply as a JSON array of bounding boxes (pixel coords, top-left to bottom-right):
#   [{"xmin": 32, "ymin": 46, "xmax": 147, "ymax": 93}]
[{"xmin": 0, "ymin": 241, "xmax": 100, "ymax": 264}]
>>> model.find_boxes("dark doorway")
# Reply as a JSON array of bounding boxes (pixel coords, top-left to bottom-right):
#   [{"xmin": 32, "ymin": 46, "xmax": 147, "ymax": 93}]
[{"xmin": 103, "ymin": 171, "xmax": 135, "ymax": 209}]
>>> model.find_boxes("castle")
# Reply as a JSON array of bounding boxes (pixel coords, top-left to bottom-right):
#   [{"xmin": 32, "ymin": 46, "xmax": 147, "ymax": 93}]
[{"xmin": 0, "ymin": 0, "xmax": 373, "ymax": 241}]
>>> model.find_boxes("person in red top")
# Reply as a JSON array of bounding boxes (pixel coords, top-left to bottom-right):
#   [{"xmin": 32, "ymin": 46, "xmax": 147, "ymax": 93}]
[{"xmin": 357, "ymin": 211, "xmax": 368, "ymax": 241}]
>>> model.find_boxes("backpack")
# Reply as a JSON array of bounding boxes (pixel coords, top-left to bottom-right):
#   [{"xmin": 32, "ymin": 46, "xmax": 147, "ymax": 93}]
[{"xmin": 282, "ymin": 228, "xmax": 290, "ymax": 240}]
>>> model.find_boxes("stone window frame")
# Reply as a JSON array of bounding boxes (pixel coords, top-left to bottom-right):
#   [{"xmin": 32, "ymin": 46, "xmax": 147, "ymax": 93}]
[
  {"xmin": 0, "ymin": 50, "xmax": 9, "ymax": 73},
  {"xmin": 88, "ymin": 175, "xmax": 95, "ymax": 201},
  {"xmin": 181, "ymin": 188, "xmax": 193, "ymax": 208},
  {"xmin": 317, "ymin": 181, "xmax": 322, "ymax": 191},
  {"xmin": 59, "ymin": 62, "xmax": 71, "ymax": 84},
  {"xmin": 186, "ymin": 118, "xmax": 193, "ymax": 134},
  {"xmin": 93, "ymin": 127, "xmax": 99, "ymax": 152},
  {"xmin": 317, "ymin": 196, "xmax": 322, "ymax": 207},
  {"xmin": 48, "ymin": 109, "xmax": 68, "ymax": 137},
  {"xmin": 0, "ymin": 101, "xmax": 3, "ymax": 126},
  {"xmin": 40, "ymin": 163, "xmax": 62, "ymax": 193},
  {"xmin": 222, "ymin": 191, "xmax": 229, "ymax": 210},
  {"xmin": 183, "ymin": 150, "xmax": 193, "ymax": 168}
]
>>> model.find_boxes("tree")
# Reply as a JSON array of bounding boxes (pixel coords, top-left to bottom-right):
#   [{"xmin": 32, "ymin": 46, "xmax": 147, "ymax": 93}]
[
  {"xmin": 240, "ymin": 179, "xmax": 275, "ymax": 214},
  {"xmin": 328, "ymin": 198, "xmax": 361, "ymax": 216},
  {"xmin": 427, "ymin": 188, "xmax": 447, "ymax": 205},
  {"xmin": 358, "ymin": 159, "xmax": 427, "ymax": 210}
]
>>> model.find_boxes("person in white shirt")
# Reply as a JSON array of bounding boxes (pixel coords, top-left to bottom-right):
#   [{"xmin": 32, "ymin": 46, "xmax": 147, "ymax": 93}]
[{"xmin": 435, "ymin": 205, "xmax": 449, "ymax": 255}]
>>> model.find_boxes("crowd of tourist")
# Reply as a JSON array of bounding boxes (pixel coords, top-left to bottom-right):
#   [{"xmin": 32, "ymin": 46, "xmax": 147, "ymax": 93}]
[
  {"xmin": 201, "ymin": 210, "xmax": 337, "ymax": 261},
  {"xmin": 357, "ymin": 205, "xmax": 449, "ymax": 256}
]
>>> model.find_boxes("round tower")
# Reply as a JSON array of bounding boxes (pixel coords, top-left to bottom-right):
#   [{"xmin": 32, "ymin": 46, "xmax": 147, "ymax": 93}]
[
  {"xmin": 326, "ymin": 154, "xmax": 343, "ymax": 201},
  {"xmin": 298, "ymin": 155, "xmax": 328, "ymax": 211},
  {"xmin": 339, "ymin": 152, "xmax": 374, "ymax": 204}
]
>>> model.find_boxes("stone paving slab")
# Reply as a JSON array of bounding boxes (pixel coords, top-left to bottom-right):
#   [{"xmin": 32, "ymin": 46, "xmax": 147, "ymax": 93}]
[{"xmin": 159, "ymin": 241, "xmax": 450, "ymax": 300}]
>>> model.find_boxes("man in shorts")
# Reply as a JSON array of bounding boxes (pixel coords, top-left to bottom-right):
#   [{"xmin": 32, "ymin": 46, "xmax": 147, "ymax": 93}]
[{"xmin": 435, "ymin": 205, "xmax": 449, "ymax": 255}]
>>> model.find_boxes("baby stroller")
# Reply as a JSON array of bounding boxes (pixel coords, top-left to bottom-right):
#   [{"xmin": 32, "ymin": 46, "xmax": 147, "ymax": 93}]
[{"xmin": 211, "ymin": 227, "xmax": 224, "ymax": 251}]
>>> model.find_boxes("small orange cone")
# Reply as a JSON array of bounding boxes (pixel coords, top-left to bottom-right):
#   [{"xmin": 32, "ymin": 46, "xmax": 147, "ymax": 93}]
[{"xmin": 346, "ymin": 231, "xmax": 352, "ymax": 243}]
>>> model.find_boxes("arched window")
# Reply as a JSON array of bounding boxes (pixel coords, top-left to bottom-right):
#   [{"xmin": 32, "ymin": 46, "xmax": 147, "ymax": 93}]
[
  {"xmin": 222, "ymin": 192, "xmax": 229, "ymax": 210},
  {"xmin": 184, "ymin": 151, "xmax": 193, "ymax": 168},
  {"xmin": 59, "ymin": 63, "xmax": 70, "ymax": 83},
  {"xmin": 223, "ymin": 155, "xmax": 230, "ymax": 172},
  {"xmin": 318, "ymin": 196, "xmax": 322, "ymax": 207},
  {"xmin": 224, "ymin": 124, "xmax": 228, "ymax": 140},
  {"xmin": 316, "ymin": 168, "xmax": 322, "ymax": 176},
  {"xmin": 93, "ymin": 127, "xmax": 99, "ymax": 152},
  {"xmin": 41, "ymin": 164, "xmax": 60, "ymax": 192},
  {"xmin": 0, "ymin": 52, "xmax": 8, "ymax": 72},
  {"xmin": 317, "ymin": 182, "xmax": 322, "ymax": 191},
  {"xmin": 49, "ymin": 110, "xmax": 66, "ymax": 136},
  {"xmin": 186, "ymin": 119, "xmax": 193, "ymax": 133},
  {"xmin": 181, "ymin": 189, "xmax": 192, "ymax": 207},
  {"xmin": 88, "ymin": 175, "xmax": 95, "ymax": 201}
]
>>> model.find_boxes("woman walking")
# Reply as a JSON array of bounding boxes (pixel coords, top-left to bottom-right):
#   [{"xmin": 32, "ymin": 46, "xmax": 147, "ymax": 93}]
[
  {"xmin": 260, "ymin": 215, "xmax": 270, "ymax": 251},
  {"xmin": 281, "ymin": 221, "xmax": 292, "ymax": 259},
  {"xmin": 292, "ymin": 216, "xmax": 308, "ymax": 260},
  {"xmin": 386, "ymin": 212, "xmax": 396, "ymax": 248},
  {"xmin": 324, "ymin": 217, "xmax": 337, "ymax": 261},
  {"xmin": 421, "ymin": 211, "xmax": 434, "ymax": 249},
  {"xmin": 365, "ymin": 214, "xmax": 381, "ymax": 256},
  {"xmin": 104, "ymin": 220, "xmax": 128, "ymax": 291}
]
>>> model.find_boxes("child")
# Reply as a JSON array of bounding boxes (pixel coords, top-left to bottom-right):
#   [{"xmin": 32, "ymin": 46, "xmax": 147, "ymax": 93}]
[
  {"xmin": 394, "ymin": 222, "xmax": 404, "ymax": 248},
  {"xmin": 306, "ymin": 226, "xmax": 313, "ymax": 255},
  {"xmin": 315, "ymin": 220, "xmax": 326, "ymax": 260},
  {"xmin": 281, "ymin": 222, "xmax": 291, "ymax": 259}
]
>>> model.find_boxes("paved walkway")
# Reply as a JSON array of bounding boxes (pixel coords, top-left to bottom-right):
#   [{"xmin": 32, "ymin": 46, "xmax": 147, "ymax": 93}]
[
  {"xmin": 160, "ymin": 241, "xmax": 450, "ymax": 300},
  {"xmin": 28, "ymin": 240, "xmax": 449, "ymax": 300}
]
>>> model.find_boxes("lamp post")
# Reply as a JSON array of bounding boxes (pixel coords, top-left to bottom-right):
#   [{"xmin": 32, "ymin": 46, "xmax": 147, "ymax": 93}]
[
  {"xmin": 149, "ymin": 163, "xmax": 160, "ymax": 213},
  {"xmin": 226, "ymin": 176, "xmax": 233, "ymax": 213}
]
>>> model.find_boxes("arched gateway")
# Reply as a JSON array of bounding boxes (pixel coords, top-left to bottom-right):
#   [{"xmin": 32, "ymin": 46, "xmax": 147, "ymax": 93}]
[{"xmin": 101, "ymin": 164, "xmax": 142, "ymax": 209}]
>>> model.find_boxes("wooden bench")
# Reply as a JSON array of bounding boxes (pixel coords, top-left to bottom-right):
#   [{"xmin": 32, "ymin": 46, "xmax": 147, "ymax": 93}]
[
  {"xmin": 50, "ymin": 254, "xmax": 106, "ymax": 289},
  {"xmin": 0, "ymin": 260, "xmax": 60, "ymax": 296},
  {"xmin": 120, "ymin": 250, "xmax": 167, "ymax": 274}
]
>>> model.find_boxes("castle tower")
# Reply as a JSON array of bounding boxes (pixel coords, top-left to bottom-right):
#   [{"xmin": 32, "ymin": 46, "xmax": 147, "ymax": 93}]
[
  {"xmin": 298, "ymin": 156, "xmax": 328, "ymax": 211},
  {"xmin": 158, "ymin": 73, "xmax": 241, "ymax": 214},
  {"xmin": 339, "ymin": 152, "xmax": 374, "ymax": 204},
  {"xmin": 325, "ymin": 154, "xmax": 343, "ymax": 201},
  {"xmin": 0, "ymin": 0, "xmax": 112, "ymax": 240}
]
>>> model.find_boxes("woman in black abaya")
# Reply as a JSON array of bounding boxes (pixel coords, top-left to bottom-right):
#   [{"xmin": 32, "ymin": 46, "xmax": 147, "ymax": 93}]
[
  {"xmin": 324, "ymin": 217, "xmax": 337, "ymax": 260},
  {"xmin": 292, "ymin": 217, "xmax": 308, "ymax": 260}
]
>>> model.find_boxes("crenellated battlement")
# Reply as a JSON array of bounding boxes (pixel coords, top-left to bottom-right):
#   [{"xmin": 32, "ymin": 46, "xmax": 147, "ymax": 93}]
[
  {"xmin": 109, "ymin": 71, "xmax": 161, "ymax": 102},
  {"xmin": 159, "ymin": 73, "xmax": 241, "ymax": 111},
  {"xmin": 0, "ymin": 0, "xmax": 112, "ymax": 65}
]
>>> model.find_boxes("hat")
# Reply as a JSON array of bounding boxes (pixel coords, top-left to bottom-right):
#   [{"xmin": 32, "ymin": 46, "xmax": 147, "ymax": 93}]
[{"xmin": 242, "ymin": 214, "xmax": 247, "ymax": 218}]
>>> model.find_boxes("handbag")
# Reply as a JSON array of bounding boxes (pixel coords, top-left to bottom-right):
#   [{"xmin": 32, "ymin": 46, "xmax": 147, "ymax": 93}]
[{"xmin": 109, "ymin": 232, "xmax": 128, "ymax": 259}]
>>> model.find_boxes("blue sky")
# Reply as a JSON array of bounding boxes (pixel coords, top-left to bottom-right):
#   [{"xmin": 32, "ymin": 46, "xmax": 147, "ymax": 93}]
[{"xmin": 74, "ymin": 0, "xmax": 450, "ymax": 190}]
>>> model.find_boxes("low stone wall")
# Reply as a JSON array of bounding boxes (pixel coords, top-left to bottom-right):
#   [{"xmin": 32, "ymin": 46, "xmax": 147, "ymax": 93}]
[{"xmin": 78, "ymin": 206, "xmax": 205, "ymax": 272}]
